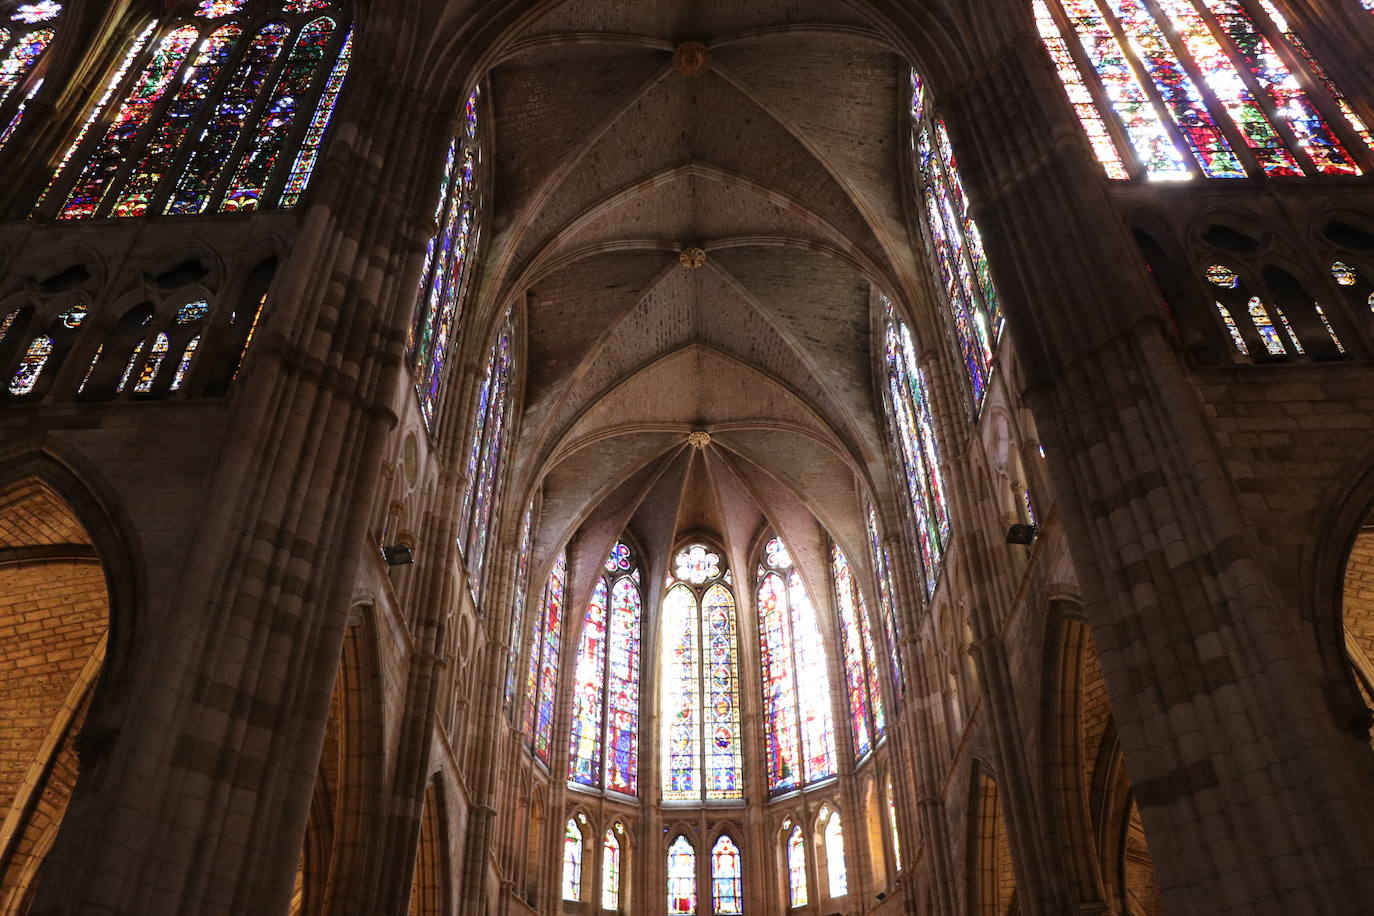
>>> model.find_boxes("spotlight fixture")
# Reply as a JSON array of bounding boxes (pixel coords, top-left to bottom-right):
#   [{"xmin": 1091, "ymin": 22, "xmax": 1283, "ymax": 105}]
[
  {"xmin": 381, "ymin": 544, "xmax": 415, "ymax": 566},
  {"xmin": 1005, "ymin": 523, "xmax": 1037, "ymax": 545}
]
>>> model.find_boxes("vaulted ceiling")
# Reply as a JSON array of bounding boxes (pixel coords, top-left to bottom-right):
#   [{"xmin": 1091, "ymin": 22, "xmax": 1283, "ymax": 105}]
[{"xmin": 479, "ymin": 0, "xmax": 923, "ymax": 586}]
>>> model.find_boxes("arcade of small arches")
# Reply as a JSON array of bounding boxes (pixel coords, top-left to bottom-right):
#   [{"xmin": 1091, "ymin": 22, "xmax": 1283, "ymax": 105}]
[{"xmin": 1, "ymin": 0, "xmax": 1374, "ymax": 915}]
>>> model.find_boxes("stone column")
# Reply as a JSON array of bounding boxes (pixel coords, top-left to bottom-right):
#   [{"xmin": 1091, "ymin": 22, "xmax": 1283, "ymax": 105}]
[
  {"xmin": 28, "ymin": 60, "xmax": 438, "ymax": 916},
  {"xmin": 942, "ymin": 29, "xmax": 1374, "ymax": 916}
]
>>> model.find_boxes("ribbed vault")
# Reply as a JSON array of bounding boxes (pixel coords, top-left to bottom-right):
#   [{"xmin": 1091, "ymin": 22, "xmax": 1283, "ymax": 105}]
[{"xmin": 482, "ymin": 0, "xmax": 930, "ymax": 585}]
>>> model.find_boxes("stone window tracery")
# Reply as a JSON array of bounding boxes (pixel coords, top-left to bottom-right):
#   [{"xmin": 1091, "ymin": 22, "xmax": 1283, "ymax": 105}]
[
  {"xmin": 568, "ymin": 540, "xmax": 642, "ymax": 796},
  {"xmin": 1033, "ymin": 0, "xmax": 1372, "ymax": 179},
  {"xmin": 457, "ymin": 308, "xmax": 515, "ymax": 600},
  {"xmin": 39, "ymin": 0, "xmax": 353, "ymax": 219},
  {"xmin": 757, "ymin": 535, "xmax": 837, "ymax": 794},
  {"xmin": 522, "ymin": 548, "xmax": 567, "ymax": 765},
  {"xmin": 831, "ymin": 544, "xmax": 886, "ymax": 759},
  {"xmin": 409, "ymin": 88, "xmax": 482, "ymax": 429},
  {"xmin": 660, "ymin": 547, "xmax": 743, "ymax": 803},
  {"xmin": 0, "ymin": 1, "xmax": 61, "ymax": 152},
  {"xmin": 881, "ymin": 299, "xmax": 953, "ymax": 598}
]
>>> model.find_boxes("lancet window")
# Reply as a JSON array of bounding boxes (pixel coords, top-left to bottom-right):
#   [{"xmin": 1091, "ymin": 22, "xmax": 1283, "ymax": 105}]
[
  {"xmin": 819, "ymin": 806, "xmax": 848, "ymax": 897},
  {"xmin": 522, "ymin": 549, "xmax": 567, "ymax": 765},
  {"xmin": 1205, "ymin": 263, "xmax": 1343, "ymax": 359},
  {"xmin": 40, "ymin": 0, "xmax": 353, "ymax": 219},
  {"xmin": 710, "ymin": 835, "xmax": 743, "ymax": 914},
  {"xmin": 886, "ymin": 774, "xmax": 904, "ymax": 872},
  {"xmin": 8, "ymin": 301, "xmax": 85, "ymax": 396},
  {"xmin": 603, "ymin": 825, "xmax": 623, "ymax": 911},
  {"xmin": 1033, "ymin": 0, "xmax": 1372, "ymax": 180},
  {"xmin": 660, "ymin": 544, "xmax": 743, "ymax": 803},
  {"xmin": 831, "ymin": 545, "xmax": 886, "ymax": 759},
  {"xmin": 409, "ymin": 88, "xmax": 482, "ymax": 429},
  {"xmin": 908, "ymin": 78, "xmax": 1004, "ymax": 409},
  {"xmin": 568, "ymin": 540, "xmax": 642, "ymax": 796},
  {"xmin": 667, "ymin": 835, "xmax": 696, "ymax": 915},
  {"xmin": 757, "ymin": 536, "xmax": 837, "ymax": 794},
  {"xmin": 785, "ymin": 822, "xmax": 808, "ymax": 907},
  {"xmin": 882, "ymin": 301, "xmax": 953, "ymax": 597},
  {"xmin": 503, "ymin": 504, "xmax": 533, "ymax": 714},
  {"xmin": 865, "ymin": 503, "xmax": 904, "ymax": 698},
  {"xmin": 562, "ymin": 818, "xmax": 583, "ymax": 901},
  {"xmin": 457, "ymin": 309, "xmax": 515, "ymax": 600},
  {"xmin": 0, "ymin": 1, "xmax": 62, "ymax": 151}
]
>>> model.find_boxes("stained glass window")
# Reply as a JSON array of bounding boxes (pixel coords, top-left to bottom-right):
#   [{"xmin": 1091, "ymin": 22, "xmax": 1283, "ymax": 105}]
[
  {"xmin": 569, "ymin": 577, "xmax": 609, "ymax": 788},
  {"xmin": 886, "ymin": 775, "xmax": 904, "ymax": 872},
  {"xmin": 0, "ymin": 1, "xmax": 59, "ymax": 152},
  {"xmin": 660, "ymin": 547, "xmax": 743, "ymax": 802},
  {"xmin": 909, "ymin": 85, "xmax": 1003, "ymax": 409},
  {"xmin": 409, "ymin": 87, "xmax": 482, "ymax": 429},
  {"xmin": 882, "ymin": 301, "xmax": 952, "ymax": 597},
  {"xmin": 562, "ymin": 819, "xmax": 583, "ymax": 901},
  {"xmin": 822, "ymin": 808, "xmax": 848, "ymax": 897},
  {"xmin": 1034, "ymin": 0, "xmax": 1370, "ymax": 179},
  {"xmin": 170, "ymin": 335, "xmax": 200, "ymax": 390},
  {"xmin": 605, "ymin": 575, "xmax": 641, "ymax": 794},
  {"xmin": 567, "ymin": 541, "xmax": 642, "ymax": 796},
  {"xmin": 710, "ymin": 835, "xmax": 743, "ymax": 914},
  {"xmin": 457, "ymin": 309, "xmax": 515, "ymax": 600},
  {"xmin": 134, "ymin": 331, "xmax": 169, "ymax": 392},
  {"xmin": 667, "ymin": 835, "xmax": 696, "ymax": 915},
  {"xmin": 1331, "ymin": 261, "xmax": 1374, "ymax": 314},
  {"xmin": 1205, "ymin": 263, "xmax": 1340, "ymax": 358},
  {"xmin": 603, "ymin": 828, "xmax": 622, "ymax": 911},
  {"xmin": 758, "ymin": 536, "xmax": 837, "ymax": 793},
  {"xmin": 831, "ymin": 545, "xmax": 886, "ymax": 759},
  {"xmin": 40, "ymin": 1, "xmax": 352, "ymax": 219},
  {"xmin": 8, "ymin": 334, "xmax": 51, "ymax": 394},
  {"xmin": 865, "ymin": 504, "xmax": 904, "ymax": 698},
  {"xmin": 786, "ymin": 825, "xmax": 808, "ymax": 907},
  {"xmin": 522, "ymin": 550, "xmax": 566, "ymax": 764},
  {"xmin": 504, "ymin": 505, "xmax": 534, "ymax": 713}
]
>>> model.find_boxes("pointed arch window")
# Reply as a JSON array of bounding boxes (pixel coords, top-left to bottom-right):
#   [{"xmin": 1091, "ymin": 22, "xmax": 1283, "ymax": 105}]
[
  {"xmin": 909, "ymin": 77, "xmax": 1003, "ymax": 409},
  {"xmin": 603, "ymin": 825, "xmax": 623, "ymax": 911},
  {"xmin": 865, "ymin": 504, "xmax": 904, "ymax": 698},
  {"xmin": 785, "ymin": 823, "xmax": 808, "ymax": 907},
  {"xmin": 409, "ymin": 88, "xmax": 483, "ymax": 429},
  {"xmin": 568, "ymin": 540, "xmax": 642, "ymax": 796},
  {"xmin": 819, "ymin": 806, "xmax": 848, "ymax": 897},
  {"xmin": 1033, "ymin": 0, "xmax": 1372, "ymax": 179},
  {"xmin": 882, "ymin": 300, "xmax": 953, "ymax": 598},
  {"xmin": 660, "ymin": 544, "xmax": 743, "ymax": 803},
  {"xmin": 886, "ymin": 774, "xmax": 904, "ymax": 872},
  {"xmin": 504, "ymin": 504, "xmax": 534, "ymax": 714},
  {"xmin": 39, "ymin": 0, "xmax": 352, "ymax": 219},
  {"xmin": 1205, "ymin": 263, "xmax": 1343, "ymax": 359},
  {"xmin": 831, "ymin": 545, "xmax": 886, "ymax": 759},
  {"xmin": 710, "ymin": 835, "xmax": 743, "ymax": 914},
  {"xmin": 667, "ymin": 835, "xmax": 697, "ymax": 915},
  {"xmin": 0, "ymin": 1, "xmax": 62, "ymax": 152},
  {"xmin": 9, "ymin": 302, "xmax": 86, "ymax": 396},
  {"xmin": 457, "ymin": 309, "xmax": 515, "ymax": 601},
  {"xmin": 562, "ymin": 818, "xmax": 583, "ymax": 901},
  {"xmin": 757, "ymin": 536, "xmax": 837, "ymax": 794},
  {"xmin": 522, "ymin": 549, "xmax": 566, "ymax": 765}
]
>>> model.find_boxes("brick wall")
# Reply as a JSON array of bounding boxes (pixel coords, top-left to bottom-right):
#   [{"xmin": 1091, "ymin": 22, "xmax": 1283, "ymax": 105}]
[{"xmin": 0, "ymin": 560, "xmax": 107, "ymax": 814}]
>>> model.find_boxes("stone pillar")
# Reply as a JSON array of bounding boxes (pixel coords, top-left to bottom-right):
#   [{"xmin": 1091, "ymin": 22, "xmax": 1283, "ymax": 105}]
[
  {"xmin": 27, "ymin": 61, "xmax": 438, "ymax": 916},
  {"xmin": 942, "ymin": 30, "xmax": 1374, "ymax": 916}
]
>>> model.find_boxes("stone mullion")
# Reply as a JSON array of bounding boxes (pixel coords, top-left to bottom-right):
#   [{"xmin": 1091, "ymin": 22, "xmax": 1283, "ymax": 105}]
[{"xmin": 951, "ymin": 33, "xmax": 1374, "ymax": 914}]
